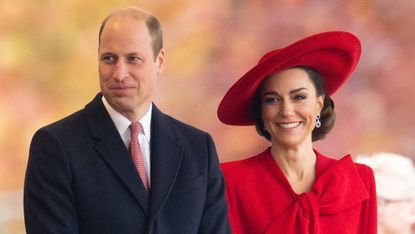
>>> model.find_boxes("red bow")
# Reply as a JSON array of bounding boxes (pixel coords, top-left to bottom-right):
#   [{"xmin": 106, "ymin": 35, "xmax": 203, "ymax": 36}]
[{"xmin": 265, "ymin": 156, "xmax": 370, "ymax": 234}]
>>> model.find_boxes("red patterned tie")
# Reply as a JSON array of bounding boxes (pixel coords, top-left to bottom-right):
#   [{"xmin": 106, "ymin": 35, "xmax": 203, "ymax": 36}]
[{"xmin": 129, "ymin": 122, "xmax": 149, "ymax": 191}]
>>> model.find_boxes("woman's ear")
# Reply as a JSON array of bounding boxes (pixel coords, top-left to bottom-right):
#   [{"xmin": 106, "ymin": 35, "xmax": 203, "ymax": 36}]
[{"xmin": 317, "ymin": 95, "xmax": 324, "ymax": 113}]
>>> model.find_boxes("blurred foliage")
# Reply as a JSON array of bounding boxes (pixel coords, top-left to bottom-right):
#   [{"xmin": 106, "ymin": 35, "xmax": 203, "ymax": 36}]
[{"xmin": 1, "ymin": 0, "xmax": 415, "ymax": 233}]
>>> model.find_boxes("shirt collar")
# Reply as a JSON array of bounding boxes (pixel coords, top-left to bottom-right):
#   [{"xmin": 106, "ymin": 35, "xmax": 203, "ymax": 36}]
[{"xmin": 102, "ymin": 96, "xmax": 152, "ymax": 141}]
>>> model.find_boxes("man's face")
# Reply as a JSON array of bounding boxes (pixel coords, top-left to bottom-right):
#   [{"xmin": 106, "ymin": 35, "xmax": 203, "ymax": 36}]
[{"xmin": 98, "ymin": 15, "xmax": 165, "ymax": 120}]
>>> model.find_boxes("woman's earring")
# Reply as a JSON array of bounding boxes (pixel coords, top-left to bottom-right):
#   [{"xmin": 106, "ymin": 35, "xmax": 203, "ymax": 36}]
[{"xmin": 315, "ymin": 114, "xmax": 321, "ymax": 128}]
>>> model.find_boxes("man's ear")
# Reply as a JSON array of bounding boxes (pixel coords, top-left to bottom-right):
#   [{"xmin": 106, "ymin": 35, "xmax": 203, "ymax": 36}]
[{"xmin": 156, "ymin": 48, "xmax": 165, "ymax": 75}]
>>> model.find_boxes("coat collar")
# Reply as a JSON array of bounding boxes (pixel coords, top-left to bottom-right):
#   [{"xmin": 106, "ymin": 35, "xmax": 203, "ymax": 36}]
[
  {"xmin": 85, "ymin": 93, "xmax": 150, "ymax": 213},
  {"xmin": 148, "ymin": 104, "xmax": 183, "ymax": 222},
  {"xmin": 85, "ymin": 93, "xmax": 184, "ymax": 220}
]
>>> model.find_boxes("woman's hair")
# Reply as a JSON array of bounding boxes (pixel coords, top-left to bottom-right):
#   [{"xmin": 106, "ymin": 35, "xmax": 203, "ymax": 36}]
[{"xmin": 252, "ymin": 66, "xmax": 335, "ymax": 142}]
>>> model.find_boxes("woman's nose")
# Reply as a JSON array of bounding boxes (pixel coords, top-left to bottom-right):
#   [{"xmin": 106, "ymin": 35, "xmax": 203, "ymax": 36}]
[{"xmin": 280, "ymin": 101, "xmax": 294, "ymax": 116}]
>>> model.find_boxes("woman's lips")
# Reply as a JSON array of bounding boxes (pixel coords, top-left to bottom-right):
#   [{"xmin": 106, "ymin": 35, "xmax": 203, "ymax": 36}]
[{"xmin": 277, "ymin": 122, "xmax": 301, "ymax": 129}]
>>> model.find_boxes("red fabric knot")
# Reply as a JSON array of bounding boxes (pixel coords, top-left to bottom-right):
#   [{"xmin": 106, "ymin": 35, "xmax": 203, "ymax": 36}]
[
  {"xmin": 129, "ymin": 122, "xmax": 149, "ymax": 191},
  {"xmin": 297, "ymin": 193, "xmax": 320, "ymax": 233},
  {"xmin": 265, "ymin": 156, "xmax": 370, "ymax": 234}
]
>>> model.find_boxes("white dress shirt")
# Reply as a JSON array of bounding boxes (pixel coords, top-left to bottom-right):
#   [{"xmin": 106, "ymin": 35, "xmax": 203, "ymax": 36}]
[{"xmin": 102, "ymin": 96, "xmax": 152, "ymax": 186}]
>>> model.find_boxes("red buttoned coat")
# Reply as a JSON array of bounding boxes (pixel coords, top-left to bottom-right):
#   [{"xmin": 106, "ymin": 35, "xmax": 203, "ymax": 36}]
[{"xmin": 221, "ymin": 148, "xmax": 377, "ymax": 234}]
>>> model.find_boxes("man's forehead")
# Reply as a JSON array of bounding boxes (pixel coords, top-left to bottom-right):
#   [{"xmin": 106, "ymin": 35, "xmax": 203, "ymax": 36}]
[
  {"xmin": 108, "ymin": 9, "xmax": 148, "ymax": 23},
  {"xmin": 101, "ymin": 15, "xmax": 148, "ymax": 38},
  {"xmin": 106, "ymin": 13, "xmax": 145, "ymax": 27}
]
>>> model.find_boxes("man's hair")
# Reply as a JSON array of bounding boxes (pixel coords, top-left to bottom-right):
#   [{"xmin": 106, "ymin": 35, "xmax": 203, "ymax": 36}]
[{"xmin": 98, "ymin": 6, "xmax": 163, "ymax": 60}]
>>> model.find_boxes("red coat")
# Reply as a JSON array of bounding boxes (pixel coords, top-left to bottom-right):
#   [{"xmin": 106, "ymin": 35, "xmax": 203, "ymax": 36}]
[{"xmin": 221, "ymin": 148, "xmax": 377, "ymax": 234}]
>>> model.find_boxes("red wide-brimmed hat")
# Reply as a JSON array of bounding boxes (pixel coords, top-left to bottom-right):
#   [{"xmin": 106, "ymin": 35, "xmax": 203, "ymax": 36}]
[{"xmin": 217, "ymin": 31, "xmax": 361, "ymax": 126}]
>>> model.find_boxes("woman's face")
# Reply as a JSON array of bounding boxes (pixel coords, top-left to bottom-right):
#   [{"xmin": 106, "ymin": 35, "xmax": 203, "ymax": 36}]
[{"xmin": 260, "ymin": 68, "xmax": 323, "ymax": 149}]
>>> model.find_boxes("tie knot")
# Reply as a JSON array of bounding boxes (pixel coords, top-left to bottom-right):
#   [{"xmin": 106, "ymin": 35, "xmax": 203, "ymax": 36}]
[{"xmin": 129, "ymin": 122, "xmax": 142, "ymax": 136}]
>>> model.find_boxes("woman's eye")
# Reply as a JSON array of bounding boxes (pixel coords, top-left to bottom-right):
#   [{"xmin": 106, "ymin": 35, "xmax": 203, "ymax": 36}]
[
  {"xmin": 294, "ymin": 95, "xmax": 306, "ymax": 100},
  {"xmin": 264, "ymin": 97, "xmax": 279, "ymax": 104}
]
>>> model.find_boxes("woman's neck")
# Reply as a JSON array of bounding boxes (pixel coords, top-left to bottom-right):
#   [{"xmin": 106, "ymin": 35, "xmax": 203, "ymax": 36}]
[{"xmin": 270, "ymin": 142, "xmax": 317, "ymax": 193}]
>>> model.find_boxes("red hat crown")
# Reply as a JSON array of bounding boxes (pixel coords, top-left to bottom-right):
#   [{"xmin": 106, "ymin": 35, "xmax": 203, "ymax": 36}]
[{"xmin": 217, "ymin": 31, "xmax": 361, "ymax": 126}]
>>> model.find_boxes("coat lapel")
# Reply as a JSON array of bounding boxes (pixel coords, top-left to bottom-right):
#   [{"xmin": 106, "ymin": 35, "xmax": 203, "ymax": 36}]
[
  {"xmin": 148, "ymin": 105, "xmax": 183, "ymax": 222},
  {"xmin": 85, "ymin": 94, "xmax": 149, "ymax": 214}
]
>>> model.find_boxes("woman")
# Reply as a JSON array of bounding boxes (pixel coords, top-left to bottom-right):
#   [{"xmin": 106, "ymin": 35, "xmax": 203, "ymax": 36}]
[
  {"xmin": 356, "ymin": 153, "xmax": 415, "ymax": 234},
  {"xmin": 218, "ymin": 31, "xmax": 377, "ymax": 234}
]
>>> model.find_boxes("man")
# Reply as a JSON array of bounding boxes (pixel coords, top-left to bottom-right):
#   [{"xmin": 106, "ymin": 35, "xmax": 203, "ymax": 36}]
[{"xmin": 24, "ymin": 6, "xmax": 230, "ymax": 233}]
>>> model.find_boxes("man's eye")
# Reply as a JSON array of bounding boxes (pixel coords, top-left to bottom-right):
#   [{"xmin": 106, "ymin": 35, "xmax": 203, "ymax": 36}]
[
  {"xmin": 102, "ymin": 56, "xmax": 115, "ymax": 63},
  {"xmin": 128, "ymin": 56, "xmax": 143, "ymax": 63}
]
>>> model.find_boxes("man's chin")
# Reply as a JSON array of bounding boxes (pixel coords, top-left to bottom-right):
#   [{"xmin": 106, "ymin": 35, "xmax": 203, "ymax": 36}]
[{"xmin": 106, "ymin": 95, "xmax": 132, "ymax": 109}]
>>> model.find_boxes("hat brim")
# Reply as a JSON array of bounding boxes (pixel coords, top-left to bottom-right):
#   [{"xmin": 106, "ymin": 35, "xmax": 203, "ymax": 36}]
[{"xmin": 217, "ymin": 31, "xmax": 361, "ymax": 126}]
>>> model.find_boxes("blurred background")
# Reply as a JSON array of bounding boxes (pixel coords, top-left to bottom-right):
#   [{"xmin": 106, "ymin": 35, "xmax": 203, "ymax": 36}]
[{"xmin": 1, "ymin": 0, "xmax": 415, "ymax": 233}]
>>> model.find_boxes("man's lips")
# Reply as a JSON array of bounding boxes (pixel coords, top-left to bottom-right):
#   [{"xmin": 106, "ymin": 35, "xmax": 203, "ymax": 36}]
[
  {"xmin": 109, "ymin": 85, "xmax": 135, "ymax": 89},
  {"xmin": 108, "ymin": 86, "xmax": 136, "ymax": 95}
]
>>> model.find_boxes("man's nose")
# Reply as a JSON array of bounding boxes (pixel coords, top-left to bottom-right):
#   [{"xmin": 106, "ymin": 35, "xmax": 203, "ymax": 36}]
[{"xmin": 113, "ymin": 61, "xmax": 129, "ymax": 81}]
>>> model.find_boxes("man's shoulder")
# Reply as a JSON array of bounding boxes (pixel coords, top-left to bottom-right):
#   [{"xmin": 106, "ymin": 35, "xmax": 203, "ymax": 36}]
[
  {"xmin": 39, "ymin": 108, "xmax": 87, "ymax": 134},
  {"xmin": 162, "ymin": 113, "xmax": 208, "ymax": 137},
  {"xmin": 39, "ymin": 94, "xmax": 103, "ymax": 134},
  {"xmin": 166, "ymin": 114, "xmax": 203, "ymax": 130},
  {"xmin": 152, "ymin": 105, "xmax": 209, "ymax": 138}
]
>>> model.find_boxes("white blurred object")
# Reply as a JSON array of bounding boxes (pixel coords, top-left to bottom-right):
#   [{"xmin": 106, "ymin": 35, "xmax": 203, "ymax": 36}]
[
  {"xmin": 356, "ymin": 152, "xmax": 415, "ymax": 234},
  {"xmin": 0, "ymin": 189, "xmax": 24, "ymax": 234},
  {"xmin": 356, "ymin": 152, "xmax": 415, "ymax": 200}
]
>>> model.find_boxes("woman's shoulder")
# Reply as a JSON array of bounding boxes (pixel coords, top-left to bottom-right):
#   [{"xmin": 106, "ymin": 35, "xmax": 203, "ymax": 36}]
[
  {"xmin": 353, "ymin": 161, "xmax": 375, "ymax": 180},
  {"xmin": 316, "ymin": 150, "xmax": 375, "ymax": 181},
  {"xmin": 221, "ymin": 148, "xmax": 271, "ymax": 176},
  {"xmin": 221, "ymin": 154, "xmax": 260, "ymax": 172}
]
